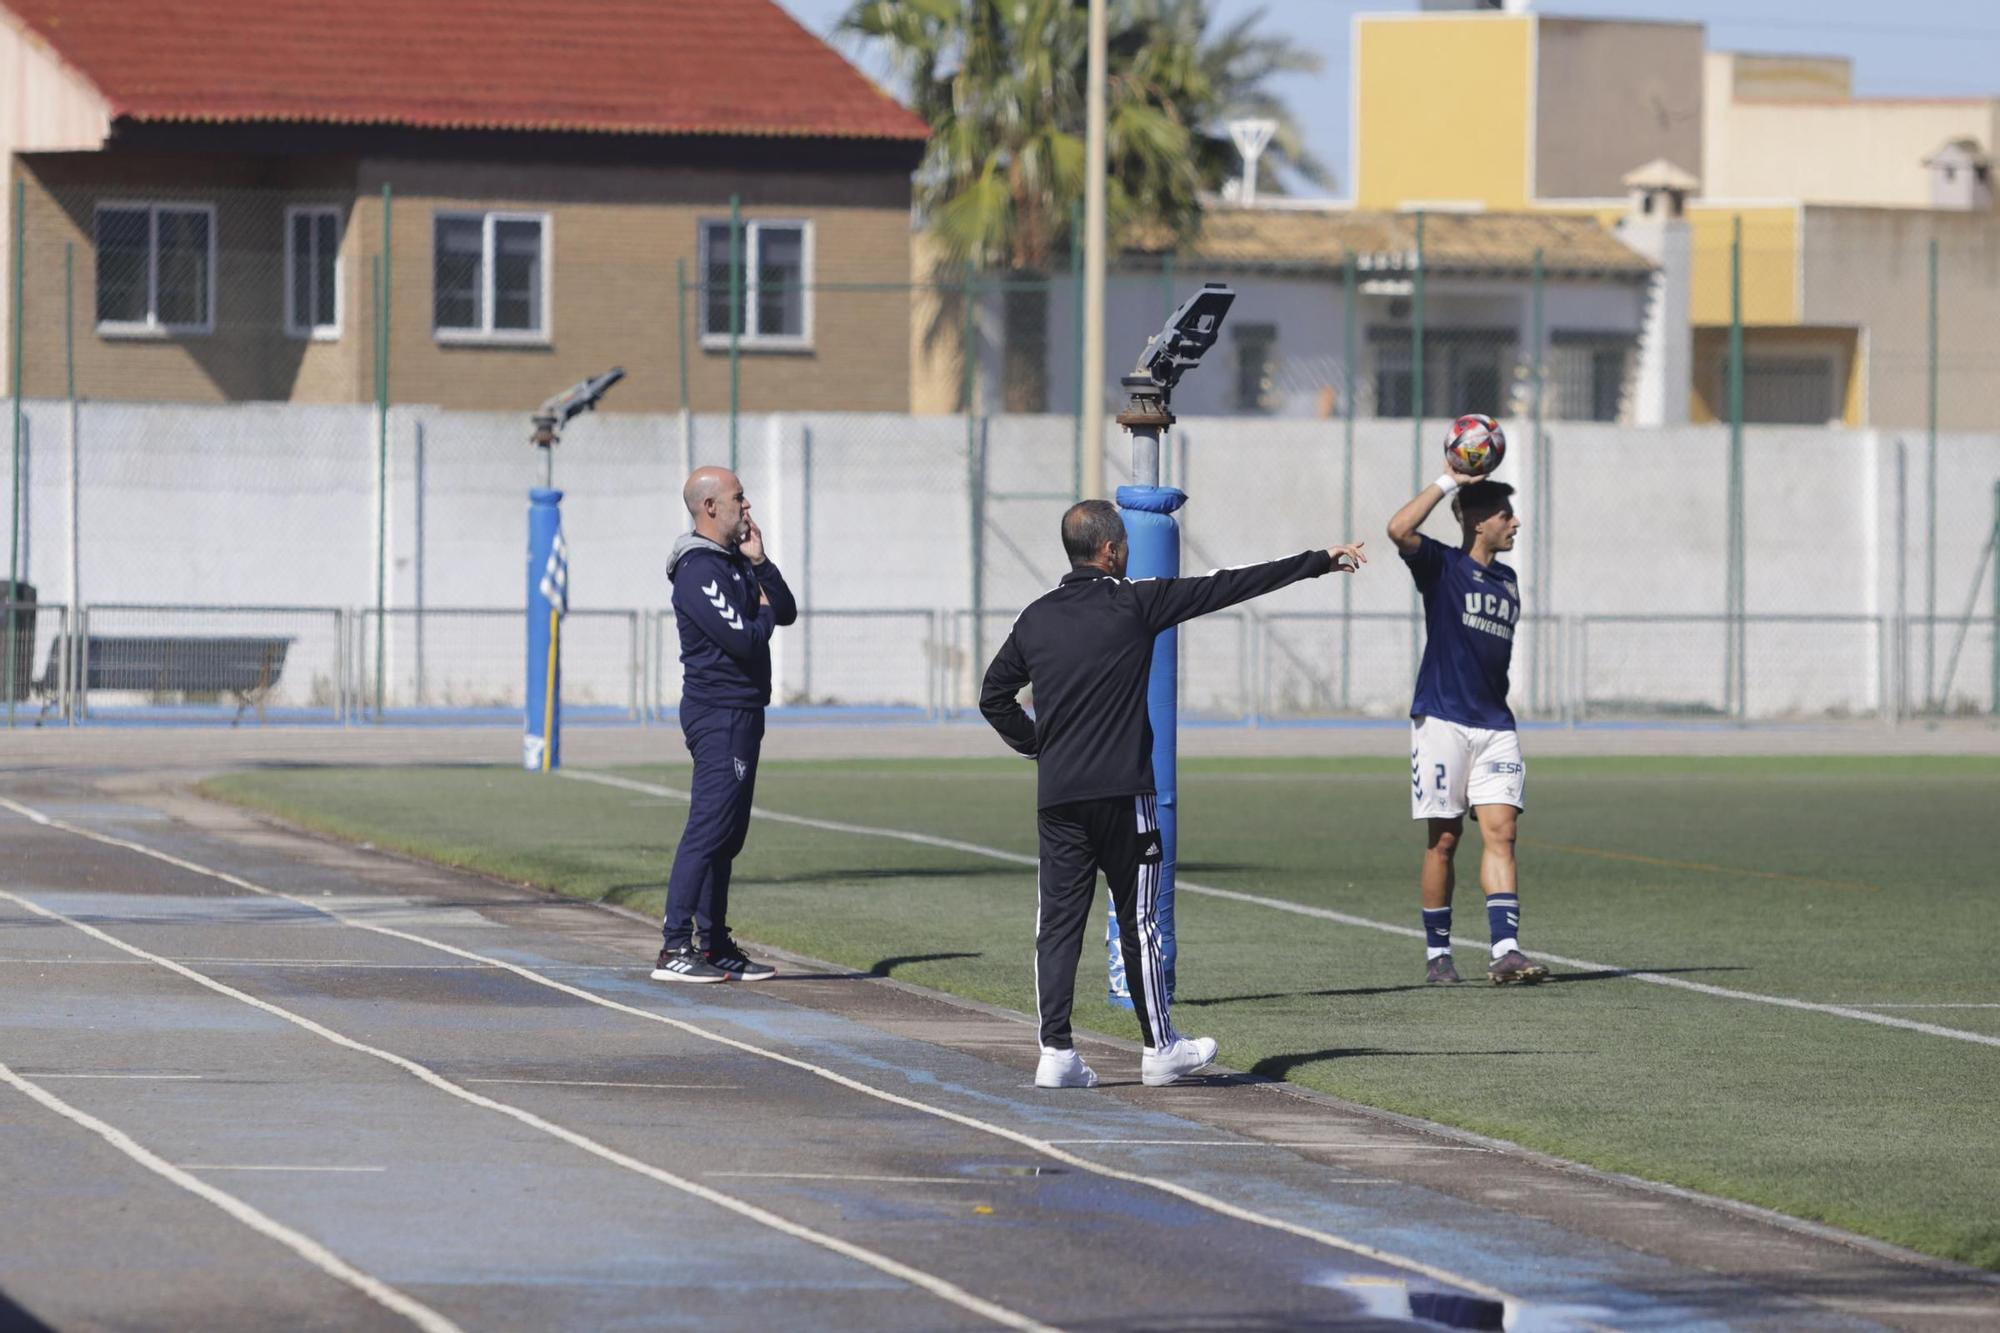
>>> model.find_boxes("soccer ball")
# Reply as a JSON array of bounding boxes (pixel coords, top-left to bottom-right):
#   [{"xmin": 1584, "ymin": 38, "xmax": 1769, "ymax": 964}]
[{"xmin": 1443, "ymin": 414, "xmax": 1506, "ymax": 477}]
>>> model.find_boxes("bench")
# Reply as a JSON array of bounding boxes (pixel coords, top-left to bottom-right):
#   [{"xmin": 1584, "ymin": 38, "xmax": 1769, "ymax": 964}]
[{"xmin": 36, "ymin": 634, "xmax": 294, "ymax": 724}]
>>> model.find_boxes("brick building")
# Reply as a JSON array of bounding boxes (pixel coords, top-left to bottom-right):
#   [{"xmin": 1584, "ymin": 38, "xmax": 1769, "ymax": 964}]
[{"xmin": 0, "ymin": 0, "xmax": 927, "ymax": 412}]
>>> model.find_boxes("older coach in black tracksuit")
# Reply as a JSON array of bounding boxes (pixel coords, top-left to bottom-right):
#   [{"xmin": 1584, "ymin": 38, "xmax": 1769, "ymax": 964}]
[
  {"xmin": 651, "ymin": 466, "xmax": 796, "ymax": 985},
  {"xmin": 982, "ymin": 500, "xmax": 1365, "ymax": 1089}
]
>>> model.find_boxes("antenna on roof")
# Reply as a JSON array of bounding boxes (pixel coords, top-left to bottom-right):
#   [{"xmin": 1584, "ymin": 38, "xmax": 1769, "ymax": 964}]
[{"xmin": 1227, "ymin": 119, "xmax": 1278, "ymax": 207}]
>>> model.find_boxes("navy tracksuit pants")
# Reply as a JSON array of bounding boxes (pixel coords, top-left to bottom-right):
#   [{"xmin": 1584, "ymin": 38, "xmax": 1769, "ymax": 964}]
[{"xmin": 661, "ymin": 700, "xmax": 764, "ymax": 951}]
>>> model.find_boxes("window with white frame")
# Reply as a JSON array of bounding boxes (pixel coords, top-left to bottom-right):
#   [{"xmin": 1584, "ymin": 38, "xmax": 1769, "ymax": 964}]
[
  {"xmin": 94, "ymin": 202, "xmax": 215, "ymax": 334},
  {"xmin": 285, "ymin": 206, "xmax": 343, "ymax": 338},
  {"xmin": 433, "ymin": 211, "xmax": 549, "ymax": 339},
  {"xmin": 700, "ymin": 219, "xmax": 811, "ymax": 347}
]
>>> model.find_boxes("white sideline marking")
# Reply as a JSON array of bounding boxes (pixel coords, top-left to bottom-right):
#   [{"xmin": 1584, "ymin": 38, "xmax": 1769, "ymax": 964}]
[
  {"xmin": 1043, "ymin": 1139, "xmax": 1489, "ymax": 1152},
  {"xmin": 712, "ymin": 1172, "xmax": 985, "ymax": 1186},
  {"xmin": 0, "ymin": 794, "xmax": 1528, "ymax": 1312},
  {"xmin": 561, "ymin": 770, "xmax": 2000, "ymax": 1051},
  {"xmin": 27, "ymin": 1072, "xmax": 203, "ymax": 1080},
  {"xmin": 0, "ymin": 886, "xmax": 1051, "ymax": 1333},
  {"xmin": 180, "ymin": 1164, "xmax": 387, "ymax": 1173},
  {"xmin": 463, "ymin": 1078, "xmax": 741, "ymax": 1091},
  {"xmin": 1857, "ymin": 1003, "xmax": 2000, "ymax": 1010},
  {"xmin": 0, "ymin": 1058, "xmax": 460, "ymax": 1333}
]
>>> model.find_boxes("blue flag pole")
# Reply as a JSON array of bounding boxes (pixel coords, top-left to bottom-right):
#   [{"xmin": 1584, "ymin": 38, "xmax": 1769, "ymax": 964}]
[{"xmin": 525, "ymin": 487, "xmax": 565, "ymax": 771}]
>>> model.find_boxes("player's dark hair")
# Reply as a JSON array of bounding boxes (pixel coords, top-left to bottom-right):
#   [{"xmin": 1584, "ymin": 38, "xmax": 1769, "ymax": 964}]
[
  {"xmin": 1452, "ymin": 480, "xmax": 1515, "ymax": 528},
  {"xmin": 1061, "ymin": 499, "xmax": 1126, "ymax": 566}
]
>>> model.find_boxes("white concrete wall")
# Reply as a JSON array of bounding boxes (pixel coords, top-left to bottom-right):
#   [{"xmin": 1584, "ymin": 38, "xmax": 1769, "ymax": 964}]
[{"xmin": 4, "ymin": 400, "xmax": 1996, "ymax": 718}]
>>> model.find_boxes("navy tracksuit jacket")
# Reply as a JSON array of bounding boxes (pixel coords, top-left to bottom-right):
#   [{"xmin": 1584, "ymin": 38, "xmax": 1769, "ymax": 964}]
[{"xmin": 661, "ymin": 533, "xmax": 797, "ymax": 951}]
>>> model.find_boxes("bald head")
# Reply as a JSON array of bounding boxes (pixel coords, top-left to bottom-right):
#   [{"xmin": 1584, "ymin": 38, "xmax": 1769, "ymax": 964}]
[{"xmin": 684, "ymin": 467, "xmax": 750, "ymax": 546}]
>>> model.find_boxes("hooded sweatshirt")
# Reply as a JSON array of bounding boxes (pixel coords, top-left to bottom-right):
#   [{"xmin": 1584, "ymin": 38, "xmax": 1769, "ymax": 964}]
[{"xmin": 667, "ymin": 531, "xmax": 798, "ymax": 708}]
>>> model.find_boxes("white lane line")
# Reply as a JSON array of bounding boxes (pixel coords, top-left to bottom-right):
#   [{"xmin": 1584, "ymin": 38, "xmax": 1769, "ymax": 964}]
[
  {"xmin": 1855, "ymin": 1003, "xmax": 2000, "ymax": 1010},
  {"xmin": 0, "ymin": 1059, "xmax": 460, "ymax": 1333},
  {"xmin": 25, "ymin": 1072, "xmax": 204, "ymax": 1080},
  {"xmin": 180, "ymin": 1164, "xmax": 387, "ymax": 1173},
  {"xmin": 1042, "ymin": 1140, "xmax": 1489, "ymax": 1152},
  {"xmin": 561, "ymin": 769, "xmax": 2000, "ymax": 1051},
  {"xmin": 0, "ymin": 887, "xmax": 1051, "ymax": 1333},
  {"xmin": 463, "ymin": 1078, "xmax": 742, "ymax": 1091},
  {"xmin": 712, "ymin": 1172, "xmax": 985, "ymax": 1186},
  {"xmin": 0, "ymin": 796, "xmax": 1524, "ymax": 1311}
]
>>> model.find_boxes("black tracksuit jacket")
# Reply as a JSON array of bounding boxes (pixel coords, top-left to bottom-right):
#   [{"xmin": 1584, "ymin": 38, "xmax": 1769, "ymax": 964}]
[{"xmin": 980, "ymin": 551, "xmax": 1334, "ymax": 809}]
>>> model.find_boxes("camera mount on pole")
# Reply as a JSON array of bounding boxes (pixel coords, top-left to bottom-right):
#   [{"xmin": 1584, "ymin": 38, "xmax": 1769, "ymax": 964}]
[
  {"xmin": 530, "ymin": 366, "xmax": 625, "ymax": 487},
  {"xmin": 1117, "ymin": 284, "xmax": 1233, "ymax": 485},
  {"xmin": 1105, "ymin": 282, "xmax": 1234, "ymax": 1009},
  {"xmin": 524, "ymin": 366, "xmax": 624, "ymax": 773}
]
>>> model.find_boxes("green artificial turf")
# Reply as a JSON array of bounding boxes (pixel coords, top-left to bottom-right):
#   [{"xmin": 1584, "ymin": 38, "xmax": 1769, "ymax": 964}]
[{"xmin": 202, "ymin": 754, "xmax": 2000, "ymax": 1269}]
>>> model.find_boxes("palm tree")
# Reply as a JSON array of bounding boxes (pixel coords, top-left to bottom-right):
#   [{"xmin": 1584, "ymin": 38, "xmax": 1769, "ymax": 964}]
[
  {"xmin": 1158, "ymin": 0, "xmax": 1334, "ymax": 198},
  {"xmin": 844, "ymin": 0, "xmax": 1316, "ymax": 410}
]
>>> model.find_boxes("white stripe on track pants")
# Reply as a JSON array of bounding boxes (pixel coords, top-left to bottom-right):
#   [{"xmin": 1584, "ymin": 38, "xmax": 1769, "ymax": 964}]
[{"xmin": 1033, "ymin": 793, "xmax": 1175, "ymax": 1051}]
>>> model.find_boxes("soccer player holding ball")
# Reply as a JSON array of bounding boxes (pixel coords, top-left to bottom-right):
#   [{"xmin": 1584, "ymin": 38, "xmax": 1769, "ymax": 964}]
[{"xmin": 1386, "ymin": 415, "xmax": 1549, "ymax": 986}]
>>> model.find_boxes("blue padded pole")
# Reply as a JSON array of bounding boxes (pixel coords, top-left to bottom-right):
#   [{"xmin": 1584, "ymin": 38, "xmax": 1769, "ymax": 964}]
[
  {"xmin": 525, "ymin": 487, "xmax": 564, "ymax": 771},
  {"xmin": 1107, "ymin": 482, "xmax": 1186, "ymax": 1008}
]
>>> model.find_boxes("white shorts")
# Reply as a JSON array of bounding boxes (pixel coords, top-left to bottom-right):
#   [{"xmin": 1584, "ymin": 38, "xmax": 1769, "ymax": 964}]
[{"xmin": 1410, "ymin": 716, "xmax": 1526, "ymax": 821}]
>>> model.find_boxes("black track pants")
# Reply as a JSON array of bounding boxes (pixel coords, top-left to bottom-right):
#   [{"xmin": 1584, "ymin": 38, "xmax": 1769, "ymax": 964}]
[{"xmin": 1034, "ymin": 793, "xmax": 1174, "ymax": 1051}]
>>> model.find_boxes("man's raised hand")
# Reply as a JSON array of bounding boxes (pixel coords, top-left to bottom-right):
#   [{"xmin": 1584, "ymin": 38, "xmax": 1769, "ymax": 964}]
[{"xmin": 1327, "ymin": 541, "xmax": 1367, "ymax": 574}]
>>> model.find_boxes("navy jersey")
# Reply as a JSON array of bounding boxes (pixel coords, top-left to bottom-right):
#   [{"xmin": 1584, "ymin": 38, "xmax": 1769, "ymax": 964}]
[{"xmin": 1401, "ymin": 534, "xmax": 1519, "ymax": 731}]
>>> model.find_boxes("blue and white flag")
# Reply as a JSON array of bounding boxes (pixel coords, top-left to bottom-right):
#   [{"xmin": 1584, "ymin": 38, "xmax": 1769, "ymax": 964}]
[{"xmin": 539, "ymin": 530, "xmax": 569, "ymax": 616}]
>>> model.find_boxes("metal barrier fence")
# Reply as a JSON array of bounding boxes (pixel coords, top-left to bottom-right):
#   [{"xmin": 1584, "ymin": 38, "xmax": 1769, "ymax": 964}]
[
  {"xmin": 5, "ymin": 603, "xmax": 1996, "ymax": 727},
  {"xmin": 353, "ymin": 607, "xmax": 641, "ymax": 718},
  {"xmin": 1, "ymin": 600, "xmax": 69, "ymax": 724},
  {"xmin": 1256, "ymin": 613, "xmax": 1570, "ymax": 724},
  {"xmin": 650, "ymin": 607, "xmax": 946, "ymax": 718},
  {"xmin": 79, "ymin": 604, "xmax": 346, "ymax": 724}
]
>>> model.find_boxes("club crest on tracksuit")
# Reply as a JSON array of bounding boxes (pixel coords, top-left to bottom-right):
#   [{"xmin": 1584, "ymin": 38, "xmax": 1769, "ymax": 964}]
[{"xmin": 734, "ymin": 757, "xmax": 748, "ymax": 781}]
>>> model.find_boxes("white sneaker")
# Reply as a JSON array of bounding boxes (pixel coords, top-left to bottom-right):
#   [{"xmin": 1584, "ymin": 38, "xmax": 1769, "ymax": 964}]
[
  {"xmin": 1141, "ymin": 1035, "xmax": 1218, "ymax": 1087},
  {"xmin": 1034, "ymin": 1046, "xmax": 1099, "ymax": 1089}
]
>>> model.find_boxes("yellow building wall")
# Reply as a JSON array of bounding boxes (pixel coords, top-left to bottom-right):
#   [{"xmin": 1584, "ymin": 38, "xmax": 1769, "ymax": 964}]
[
  {"xmin": 1354, "ymin": 16, "xmax": 1534, "ymax": 210},
  {"xmin": 1687, "ymin": 206, "xmax": 1798, "ymax": 327},
  {"xmin": 1689, "ymin": 326, "xmax": 1863, "ymax": 425}
]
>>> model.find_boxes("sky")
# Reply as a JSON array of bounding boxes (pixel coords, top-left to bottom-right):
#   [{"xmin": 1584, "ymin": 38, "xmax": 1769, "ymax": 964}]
[{"xmin": 774, "ymin": 0, "xmax": 2000, "ymax": 197}]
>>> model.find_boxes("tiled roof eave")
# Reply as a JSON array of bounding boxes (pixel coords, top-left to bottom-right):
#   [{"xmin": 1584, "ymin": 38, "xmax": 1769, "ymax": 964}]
[{"xmin": 116, "ymin": 107, "xmax": 930, "ymax": 142}]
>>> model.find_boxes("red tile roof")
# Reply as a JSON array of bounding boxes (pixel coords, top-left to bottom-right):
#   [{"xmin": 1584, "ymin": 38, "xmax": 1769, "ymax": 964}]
[{"xmin": 7, "ymin": 0, "xmax": 929, "ymax": 141}]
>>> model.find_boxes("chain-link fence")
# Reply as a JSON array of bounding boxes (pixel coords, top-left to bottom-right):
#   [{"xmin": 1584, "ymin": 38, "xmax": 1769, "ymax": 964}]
[{"xmin": 3, "ymin": 172, "xmax": 1998, "ymax": 728}]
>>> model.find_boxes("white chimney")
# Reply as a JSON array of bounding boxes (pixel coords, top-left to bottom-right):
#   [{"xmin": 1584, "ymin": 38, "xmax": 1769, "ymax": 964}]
[
  {"xmin": 1618, "ymin": 158, "xmax": 1698, "ymax": 426},
  {"xmin": 1924, "ymin": 138, "xmax": 1992, "ymax": 211}
]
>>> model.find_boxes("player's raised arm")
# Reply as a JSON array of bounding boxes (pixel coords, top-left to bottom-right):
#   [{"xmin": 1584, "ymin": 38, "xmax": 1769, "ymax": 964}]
[{"xmin": 1387, "ymin": 466, "xmax": 1485, "ymax": 555}]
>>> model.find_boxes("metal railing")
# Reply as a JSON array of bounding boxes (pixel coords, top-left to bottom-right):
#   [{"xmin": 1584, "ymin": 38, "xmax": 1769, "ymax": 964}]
[
  {"xmin": 354, "ymin": 607, "xmax": 642, "ymax": 720},
  {"xmin": 5, "ymin": 602, "xmax": 1996, "ymax": 728},
  {"xmin": 79, "ymin": 604, "xmax": 346, "ymax": 724},
  {"xmin": 1576, "ymin": 614, "xmax": 1893, "ymax": 723}
]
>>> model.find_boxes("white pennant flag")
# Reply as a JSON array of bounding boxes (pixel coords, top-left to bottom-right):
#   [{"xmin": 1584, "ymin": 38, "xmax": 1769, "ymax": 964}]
[{"xmin": 539, "ymin": 530, "xmax": 569, "ymax": 616}]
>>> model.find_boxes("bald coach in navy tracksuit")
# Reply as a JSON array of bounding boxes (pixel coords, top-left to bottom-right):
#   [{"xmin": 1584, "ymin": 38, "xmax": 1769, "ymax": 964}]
[{"xmin": 651, "ymin": 467, "xmax": 796, "ymax": 985}]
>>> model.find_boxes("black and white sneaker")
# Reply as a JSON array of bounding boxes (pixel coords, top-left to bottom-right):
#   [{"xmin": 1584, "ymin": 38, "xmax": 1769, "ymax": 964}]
[
  {"xmin": 705, "ymin": 942, "xmax": 776, "ymax": 982},
  {"xmin": 652, "ymin": 946, "xmax": 728, "ymax": 984}
]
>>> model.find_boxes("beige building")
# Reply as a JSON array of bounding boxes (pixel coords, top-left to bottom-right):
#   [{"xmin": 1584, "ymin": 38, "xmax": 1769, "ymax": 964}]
[
  {"xmin": 1, "ymin": 0, "xmax": 927, "ymax": 413},
  {"xmin": 1704, "ymin": 52, "xmax": 2000, "ymax": 209},
  {"xmin": 1352, "ymin": 7, "xmax": 2000, "ymax": 430}
]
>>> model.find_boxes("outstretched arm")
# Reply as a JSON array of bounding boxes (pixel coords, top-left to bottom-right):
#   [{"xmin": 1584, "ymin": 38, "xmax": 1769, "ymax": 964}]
[
  {"xmin": 979, "ymin": 631, "xmax": 1038, "ymax": 758},
  {"xmin": 1131, "ymin": 545, "xmax": 1366, "ymax": 633}
]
